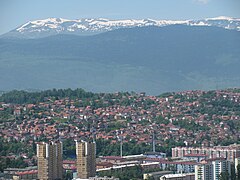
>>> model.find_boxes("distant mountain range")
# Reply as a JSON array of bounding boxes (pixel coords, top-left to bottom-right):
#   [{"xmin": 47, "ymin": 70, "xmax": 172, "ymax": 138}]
[
  {"xmin": 2, "ymin": 16, "xmax": 240, "ymax": 38},
  {"xmin": 0, "ymin": 20, "xmax": 240, "ymax": 94}
]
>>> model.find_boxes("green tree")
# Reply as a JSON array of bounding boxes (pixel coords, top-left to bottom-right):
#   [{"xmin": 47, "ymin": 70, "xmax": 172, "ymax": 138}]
[
  {"xmin": 237, "ymin": 164, "xmax": 240, "ymax": 180},
  {"xmin": 220, "ymin": 172, "xmax": 230, "ymax": 180},
  {"xmin": 231, "ymin": 164, "xmax": 236, "ymax": 180}
]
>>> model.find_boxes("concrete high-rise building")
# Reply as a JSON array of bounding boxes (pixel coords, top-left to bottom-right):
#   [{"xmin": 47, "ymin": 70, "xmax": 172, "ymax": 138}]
[
  {"xmin": 195, "ymin": 163, "xmax": 213, "ymax": 180},
  {"xmin": 211, "ymin": 159, "xmax": 231, "ymax": 180},
  {"xmin": 195, "ymin": 158, "xmax": 231, "ymax": 180},
  {"xmin": 76, "ymin": 140, "xmax": 96, "ymax": 179},
  {"xmin": 37, "ymin": 142, "xmax": 48, "ymax": 180},
  {"xmin": 37, "ymin": 141, "xmax": 63, "ymax": 180}
]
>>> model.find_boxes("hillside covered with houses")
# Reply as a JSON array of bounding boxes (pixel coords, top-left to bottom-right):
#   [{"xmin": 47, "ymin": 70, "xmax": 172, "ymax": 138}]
[{"xmin": 0, "ymin": 88, "xmax": 240, "ymax": 171}]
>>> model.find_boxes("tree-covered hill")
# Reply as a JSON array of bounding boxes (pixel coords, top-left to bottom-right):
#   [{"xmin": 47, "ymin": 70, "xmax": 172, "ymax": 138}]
[{"xmin": 0, "ymin": 25, "xmax": 240, "ymax": 94}]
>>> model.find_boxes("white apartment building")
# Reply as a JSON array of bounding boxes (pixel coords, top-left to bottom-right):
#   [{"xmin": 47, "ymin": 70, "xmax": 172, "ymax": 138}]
[
  {"xmin": 172, "ymin": 144, "xmax": 240, "ymax": 162},
  {"xmin": 195, "ymin": 158, "xmax": 231, "ymax": 180},
  {"xmin": 235, "ymin": 157, "xmax": 240, "ymax": 174}
]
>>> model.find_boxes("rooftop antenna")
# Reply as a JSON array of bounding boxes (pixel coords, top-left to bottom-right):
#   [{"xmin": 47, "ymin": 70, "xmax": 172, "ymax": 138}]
[{"xmin": 56, "ymin": 126, "xmax": 60, "ymax": 141}]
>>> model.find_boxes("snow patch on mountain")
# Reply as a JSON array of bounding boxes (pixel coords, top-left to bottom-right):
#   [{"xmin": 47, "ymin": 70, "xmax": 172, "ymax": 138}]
[{"xmin": 206, "ymin": 16, "xmax": 240, "ymax": 21}]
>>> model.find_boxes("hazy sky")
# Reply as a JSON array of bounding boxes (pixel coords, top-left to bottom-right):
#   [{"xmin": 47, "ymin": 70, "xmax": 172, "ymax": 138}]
[{"xmin": 0, "ymin": 0, "xmax": 240, "ymax": 35}]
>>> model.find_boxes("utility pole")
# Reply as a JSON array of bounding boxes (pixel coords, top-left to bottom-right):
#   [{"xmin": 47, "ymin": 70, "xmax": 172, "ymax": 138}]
[
  {"xmin": 116, "ymin": 130, "xmax": 123, "ymax": 157},
  {"xmin": 152, "ymin": 131, "xmax": 156, "ymax": 152},
  {"xmin": 120, "ymin": 130, "xmax": 123, "ymax": 157}
]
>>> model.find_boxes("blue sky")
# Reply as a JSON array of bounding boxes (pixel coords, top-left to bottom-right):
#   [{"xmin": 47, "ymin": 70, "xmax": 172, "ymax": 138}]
[{"xmin": 0, "ymin": 0, "xmax": 240, "ymax": 35}]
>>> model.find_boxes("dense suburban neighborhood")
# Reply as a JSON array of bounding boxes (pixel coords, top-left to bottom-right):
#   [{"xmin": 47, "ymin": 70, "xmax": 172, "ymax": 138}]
[{"xmin": 0, "ymin": 88, "xmax": 240, "ymax": 179}]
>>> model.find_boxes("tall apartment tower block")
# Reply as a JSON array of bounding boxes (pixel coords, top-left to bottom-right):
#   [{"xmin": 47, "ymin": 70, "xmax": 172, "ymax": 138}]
[
  {"xmin": 76, "ymin": 140, "xmax": 96, "ymax": 179},
  {"xmin": 195, "ymin": 158, "xmax": 231, "ymax": 180},
  {"xmin": 37, "ymin": 141, "xmax": 63, "ymax": 180},
  {"xmin": 195, "ymin": 163, "xmax": 213, "ymax": 180}
]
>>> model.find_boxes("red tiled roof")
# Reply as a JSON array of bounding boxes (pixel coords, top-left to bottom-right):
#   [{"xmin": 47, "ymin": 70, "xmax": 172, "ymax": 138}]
[
  {"xmin": 16, "ymin": 170, "xmax": 38, "ymax": 175},
  {"xmin": 63, "ymin": 160, "xmax": 76, "ymax": 164}
]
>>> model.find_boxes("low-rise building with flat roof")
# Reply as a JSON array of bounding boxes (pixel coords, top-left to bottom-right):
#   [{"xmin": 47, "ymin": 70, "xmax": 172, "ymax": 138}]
[
  {"xmin": 160, "ymin": 173, "xmax": 195, "ymax": 180},
  {"xmin": 143, "ymin": 171, "xmax": 173, "ymax": 180}
]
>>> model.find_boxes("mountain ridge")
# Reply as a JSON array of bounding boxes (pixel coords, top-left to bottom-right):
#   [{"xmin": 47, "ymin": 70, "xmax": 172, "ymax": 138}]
[
  {"xmin": 2, "ymin": 16, "xmax": 240, "ymax": 39},
  {"xmin": 0, "ymin": 25, "xmax": 240, "ymax": 94}
]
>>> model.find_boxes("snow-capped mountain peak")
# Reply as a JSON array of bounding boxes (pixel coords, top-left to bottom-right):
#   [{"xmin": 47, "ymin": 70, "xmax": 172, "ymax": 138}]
[
  {"xmin": 6, "ymin": 16, "xmax": 240, "ymax": 38},
  {"xmin": 16, "ymin": 17, "xmax": 72, "ymax": 32}
]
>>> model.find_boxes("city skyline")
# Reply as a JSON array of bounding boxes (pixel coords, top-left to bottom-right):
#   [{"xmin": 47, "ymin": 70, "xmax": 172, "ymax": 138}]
[{"xmin": 1, "ymin": 0, "xmax": 240, "ymax": 35}]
